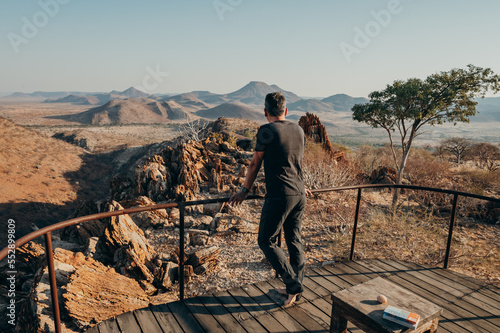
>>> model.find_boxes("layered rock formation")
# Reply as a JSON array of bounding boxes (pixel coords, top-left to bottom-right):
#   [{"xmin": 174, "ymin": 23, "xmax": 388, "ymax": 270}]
[
  {"xmin": 298, "ymin": 112, "xmax": 345, "ymax": 163},
  {"xmin": 112, "ymin": 132, "xmax": 261, "ymax": 203}
]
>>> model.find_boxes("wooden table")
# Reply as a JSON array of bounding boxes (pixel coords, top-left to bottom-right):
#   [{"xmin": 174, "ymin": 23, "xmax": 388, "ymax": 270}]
[{"xmin": 330, "ymin": 277, "xmax": 443, "ymax": 333}]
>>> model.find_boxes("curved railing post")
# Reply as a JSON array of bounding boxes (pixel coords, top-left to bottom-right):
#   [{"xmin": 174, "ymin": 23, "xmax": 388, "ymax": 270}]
[
  {"xmin": 349, "ymin": 188, "xmax": 363, "ymax": 261},
  {"xmin": 444, "ymin": 193, "xmax": 459, "ymax": 269},
  {"xmin": 44, "ymin": 232, "xmax": 61, "ymax": 333},
  {"xmin": 178, "ymin": 203, "xmax": 186, "ymax": 301}
]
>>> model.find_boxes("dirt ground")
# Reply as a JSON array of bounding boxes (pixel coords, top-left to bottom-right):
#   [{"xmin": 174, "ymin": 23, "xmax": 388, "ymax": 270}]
[{"xmin": 0, "ymin": 102, "xmax": 178, "ymax": 247}]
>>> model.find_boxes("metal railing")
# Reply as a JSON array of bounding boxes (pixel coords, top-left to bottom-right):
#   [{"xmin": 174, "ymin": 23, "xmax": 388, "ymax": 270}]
[{"xmin": 1, "ymin": 184, "xmax": 499, "ymax": 333}]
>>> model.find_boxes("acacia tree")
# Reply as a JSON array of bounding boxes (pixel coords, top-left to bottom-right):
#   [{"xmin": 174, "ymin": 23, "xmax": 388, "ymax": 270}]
[
  {"xmin": 470, "ymin": 142, "xmax": 500, "ymax": 171},
  {"xmin": 352, "ymin": 65, "xmax": 500, "ymax": 208},
  {"xmin": 440, "ymin": 137, "xmax": 473, "ymax": 164}
]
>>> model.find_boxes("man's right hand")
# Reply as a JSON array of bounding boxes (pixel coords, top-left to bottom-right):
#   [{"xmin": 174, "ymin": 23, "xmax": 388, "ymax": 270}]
[{"xmin": 229, "ymin": 191, "xmax": 247, "ymax": 206}]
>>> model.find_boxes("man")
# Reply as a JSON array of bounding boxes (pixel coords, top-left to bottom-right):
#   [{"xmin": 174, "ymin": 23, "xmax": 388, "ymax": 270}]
[{"xmin": 229, "ymin": 92, "xmax": 310, "ymax": 307}]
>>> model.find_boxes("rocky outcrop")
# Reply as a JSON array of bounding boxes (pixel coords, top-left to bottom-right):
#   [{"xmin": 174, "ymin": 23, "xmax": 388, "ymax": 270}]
[
  {"xmin": 122, "ymin": 196, "xmax": 170, "ymax": 229},
  {"xmin": 63, "ymin": 257, "xmax": 149, "ymax": 330},
  {"xmin": 20, "ymin": 248, "xmax": 149, "ymax": 332},
  {"xmin": 96, "ymin": 201, "xmax": 156, "ymax": 282},
  {"xmin": 126, "ymin": 133, "xmax": 258, "ymax": 203},
  {"xmin": 298, "ymin": 112, "xmax": 345, "ymax": 163},
  {"xmin": 370, "ymin": 166, "xmax": 397, "ymax": 184}
]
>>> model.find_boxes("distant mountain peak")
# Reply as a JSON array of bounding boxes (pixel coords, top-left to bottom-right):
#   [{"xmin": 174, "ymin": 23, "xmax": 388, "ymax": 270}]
[
  {"xmin": 122, "ymin": 87, "xmax": 148, "ymax": 97},
  {"xmin": 226, "ymin": 81, "xmax": 302, "ymax": 104}
]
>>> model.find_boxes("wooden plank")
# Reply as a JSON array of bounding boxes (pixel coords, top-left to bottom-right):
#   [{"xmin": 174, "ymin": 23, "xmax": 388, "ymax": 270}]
[
  {"xmin": 383, "ymin": 260, "xmax": 467, "ymax": 298},
  {"xmin": 258, "ymin": 279, "xmax": 327, "ymax": 332},
  {"xmin": 197, "ymin": 295, "xmax": 247, "ymax": 333},
  {"xmin": 227, "ymin": 286, "xmax": 289, "ymax": 332},
  {"xmin": 472, "ymin": 289, "xmax": 500, "ymax": 310},
  {"xmin": 311, "ymin": 297, "xmax": 332, "ymax": 312},
  {"xmin": 478, "ymin": 287, "xmax": 500, "ymax": 307},
  {"xmin": 133, "ymin": 307, "xmax": 164, "ymax": 333},
  {"xmin": 149, "ymin": 303, "xmax": 185, "ymax": 333},
  {"xmin": 462, "ymin": 294, "xmax": 500, "ymax": 316},
  {"xmin": 310, "ymin": 267, "xmax": 351, "ymax": 290},
  {"xmin": 167, "ymin": 300, "xmax": 205, "ymax": 333},
  {"xmin": 382, "ymin": 260, "xmax": 500, "ymax": 329},
  {"xmin": 213, "ymin": 290, "xmax": 267, "ymax": 333},
  {"xmin": 115, "ymin": 311, "xmax": 141, "ymax": 332},
  {"xmin": 332, "ymin": 277, "xmax": 443, "ymax": 333},
  {"xmin": 302, "ymin": 274, "xmax": 333, "ymax": 298},
  {"xmin": 391, "ymin": 260, "xmax": 477, "ymax": 295},
  {"xmin": 485, "ymin": 284, "xmax": 500, "ymax": 297},
  {"xmin": 183, "ymin": 297, "xmax": 227, "ymax": 333},
  {"xmin": 344, "ymin": 259, "xmax": 393, "ymax": 278},
  {"xmin": 430, "ymin": 314, "xmax": 466, "ymax": 333},
  {"xmin": 385, "ymin": 273, "xmax": 494, "ymax": 332},
  {"xmin": 246, "ymin": 281, "xmax": 309, "ymax": 332},
  {"xmin": 321, "ymin": 262, "xmax": 371, "ymax": 286},
  {"xmin": 97, "ymin": 317, "xmax": 120, "ymax": 333},
  {"xmin": 264, "ymin": 274, "xmax": 321, "ymax": 302},
  {"xmin": 345, "ymin": 261, "xmax": 462, "ymax": 333},
  {"xmin": 340, "ymin": 261, "xmax": 381, "ymax": 279},
  {"xmin": 296, "ymin": 299, "xmax": 331, "ymax": 329},
  {"xmin": 352, "ymin": 261, "xmax": 480, "ymax": 333}
]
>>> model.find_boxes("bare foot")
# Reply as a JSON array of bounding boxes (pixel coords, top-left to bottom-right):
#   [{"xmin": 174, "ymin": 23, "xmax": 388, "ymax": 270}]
[{"xmin": 284, "ymin": 293, "xmax": 300, "ymax": 307}]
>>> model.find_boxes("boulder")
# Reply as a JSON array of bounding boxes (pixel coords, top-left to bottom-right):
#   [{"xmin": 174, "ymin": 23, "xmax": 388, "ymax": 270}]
[
  {"xmin": 63, "ymin": 255, "xmax": 149, "ymax": 330},
  {"xmin": 96, "ymin": 201, "xmax": 156, "ymax": 282},
  {"xmin": 370, "ymin": 166, "xmax": 397, "ymax": 184},
  {"xmin": 123, "ymin": 196, "xmax": 169, "ymax": 228}
]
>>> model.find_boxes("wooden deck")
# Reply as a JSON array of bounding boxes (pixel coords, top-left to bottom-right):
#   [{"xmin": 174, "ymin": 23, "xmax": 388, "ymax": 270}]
[{"xmin": 85, "ymin": 259, "xmax": 500, "ymax": 332}]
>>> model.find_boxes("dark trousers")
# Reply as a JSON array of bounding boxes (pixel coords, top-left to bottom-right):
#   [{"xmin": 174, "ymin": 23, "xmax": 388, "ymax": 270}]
[{"xmin": 258, "ymin": 195, "xmax": 306, "ymax": 295}]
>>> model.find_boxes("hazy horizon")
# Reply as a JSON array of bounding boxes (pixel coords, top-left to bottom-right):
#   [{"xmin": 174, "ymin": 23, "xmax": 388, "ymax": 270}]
[{"xmin": 1, "ymin": 0, "xmax": 500, "ymax": 98}]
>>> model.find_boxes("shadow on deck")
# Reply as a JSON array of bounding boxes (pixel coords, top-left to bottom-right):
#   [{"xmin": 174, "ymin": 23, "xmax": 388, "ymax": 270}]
[{"xmin": 86, "ymin": 259, "xmax": 500, "ymax": 333}]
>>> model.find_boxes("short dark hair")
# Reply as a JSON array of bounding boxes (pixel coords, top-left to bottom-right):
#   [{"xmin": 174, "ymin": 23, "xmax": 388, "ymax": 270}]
[{"xmin": 265, "ymin": 92, "xmax": 286, "ymax": 117}]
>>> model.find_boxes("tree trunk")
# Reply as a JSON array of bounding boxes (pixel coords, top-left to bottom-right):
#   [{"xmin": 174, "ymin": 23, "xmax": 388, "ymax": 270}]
[{"xmin": 391, "ymin": 147, "xmax": 411, "ymax": 214}]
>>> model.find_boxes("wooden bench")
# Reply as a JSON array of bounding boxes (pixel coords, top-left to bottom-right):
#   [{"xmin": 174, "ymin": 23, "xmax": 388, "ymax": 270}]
[{"xmin": 330, "ymin": 277, "xmax": 443, "ymax": 333}]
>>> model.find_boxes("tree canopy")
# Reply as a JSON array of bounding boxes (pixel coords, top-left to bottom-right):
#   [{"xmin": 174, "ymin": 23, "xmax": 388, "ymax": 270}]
[{"xmin": 352, "ymin": 65, "xmax": 500, "ymax": 207}]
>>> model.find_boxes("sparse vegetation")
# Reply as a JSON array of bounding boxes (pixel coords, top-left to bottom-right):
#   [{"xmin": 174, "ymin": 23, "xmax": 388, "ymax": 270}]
[
  {"xmin": 177, "ymin": 117, "xmax": 210, "ymax": 142},
  {"xmin": 440, "ymin": 137, "xmax": 473, "ymax": 164},
  {"xmin": 353, "ymin": 65, "xmax": 500, "ymax": 208},
  {"xmin": 302, "ymin": 138, "xmax": 356, "ymax": 189}
]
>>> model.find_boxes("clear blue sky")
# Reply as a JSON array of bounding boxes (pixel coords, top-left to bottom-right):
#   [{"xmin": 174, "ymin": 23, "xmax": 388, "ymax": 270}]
[{"xmin": 1, "ymin": 0, "xmax": 499, "ymax": 98}]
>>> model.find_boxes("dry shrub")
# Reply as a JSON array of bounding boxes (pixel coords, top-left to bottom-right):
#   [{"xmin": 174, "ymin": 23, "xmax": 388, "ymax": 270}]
[
  {"xmin": 352, "ymin": 145, "xmax": 394, "ymax": 175},
  {"xmin": 449, "ymin": 170, "xmax": 500, "ymax": 222},
  {"xmin": 405, "ymin": 148, "xmax": 450, "ymax": 186},
  {"xmin": 352, "ymin": 206, "xmax": 449, "ymax": 264},
  {"xmin": 302, "ymin": 191, "xmax": 359, "ymax": 262},
  {"xmin": 302, "ymin": 139, "xmax": 356, "ymax": 189},
  {"xmin": 404, "ymin": 148, "xmax": 452, "ymax": 207},
  {"xmin": 456, "ymin": 169, "xmax": 500, "ymax": 195}
]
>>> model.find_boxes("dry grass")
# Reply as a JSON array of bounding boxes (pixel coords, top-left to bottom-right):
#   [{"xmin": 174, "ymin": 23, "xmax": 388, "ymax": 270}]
[
  {"xmin": 301, "ymin": 191, "xmax": 499, "ymax": 286},
  {"xmin": 302, "ymin": 139, "xmax": 356, "ymax": 190}
]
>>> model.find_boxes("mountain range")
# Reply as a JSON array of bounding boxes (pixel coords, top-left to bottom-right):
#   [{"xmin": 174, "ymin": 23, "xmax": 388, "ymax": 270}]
[{"xmin": 3, "ymin": 82, "xmax": 499, "ymax": 124}]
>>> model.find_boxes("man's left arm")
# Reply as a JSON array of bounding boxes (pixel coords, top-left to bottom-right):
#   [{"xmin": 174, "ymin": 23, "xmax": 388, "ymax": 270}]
[{"xmin": 229, "ymin": 150, "xmax": 264, "ymax": 205}]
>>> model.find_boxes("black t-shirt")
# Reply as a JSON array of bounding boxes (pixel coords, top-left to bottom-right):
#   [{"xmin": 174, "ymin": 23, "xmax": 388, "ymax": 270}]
[{"xmin": 255, "ymin": 120, "xmax": 305, "ymax": 197}]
